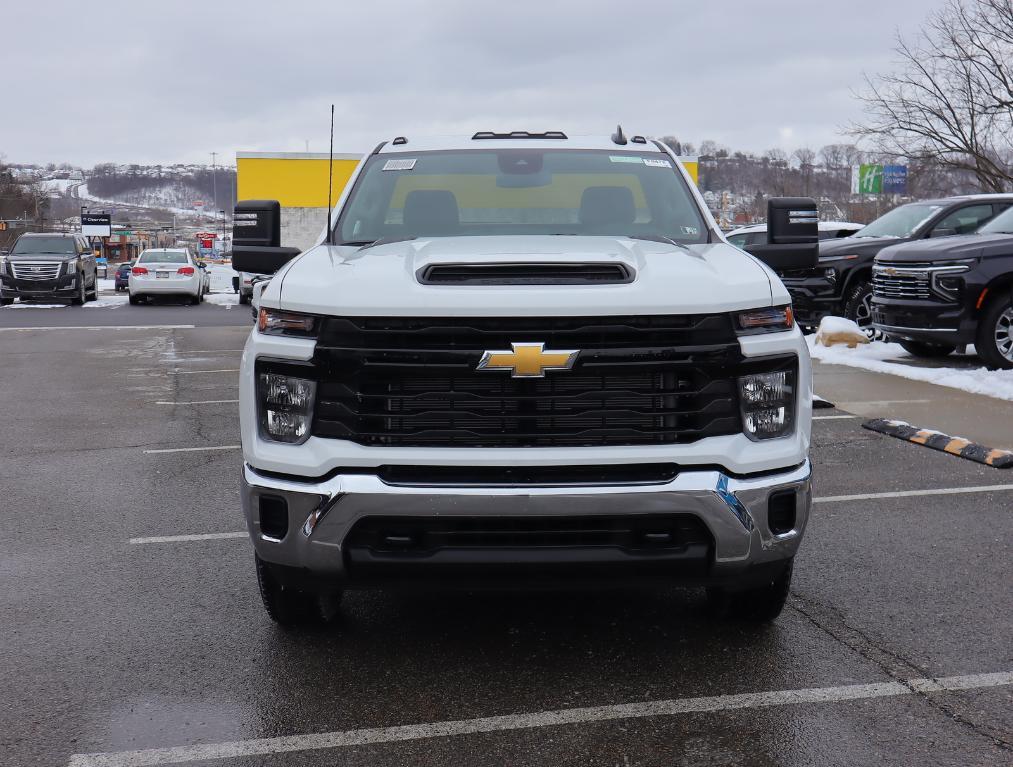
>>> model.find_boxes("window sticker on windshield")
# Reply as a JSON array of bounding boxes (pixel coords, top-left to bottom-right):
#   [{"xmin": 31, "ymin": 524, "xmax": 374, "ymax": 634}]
[
  {"xmin": 382, "ymin": 158, "xmax": 417, "ymax": 171},
  {"xmin": 609, "ymin": 155, "xmax": 643, "ymax": 164},
  {"xmin": 644, "ymin": 158, "xmax": 673, "ymax": 168}
]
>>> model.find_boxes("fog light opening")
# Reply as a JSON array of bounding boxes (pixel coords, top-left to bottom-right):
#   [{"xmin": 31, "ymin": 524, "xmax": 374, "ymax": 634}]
[
  {"xmin": 767, "ymin": 489, "xmax": 797, "ymax": 535},
  {"xmin": 259, "ymin": 495, "xmax": 289, "ymax": 540}
]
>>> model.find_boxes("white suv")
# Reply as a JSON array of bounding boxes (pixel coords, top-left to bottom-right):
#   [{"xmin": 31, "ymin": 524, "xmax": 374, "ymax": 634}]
[{"xmin": 231, "ymin": 131, "xmax": 818, "ymax": 627}]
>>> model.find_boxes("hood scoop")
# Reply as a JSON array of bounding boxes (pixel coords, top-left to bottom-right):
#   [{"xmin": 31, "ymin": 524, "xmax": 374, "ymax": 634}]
[{"xmin": 418, "ymin": 262, "xmax": 635, "ymax": 286}]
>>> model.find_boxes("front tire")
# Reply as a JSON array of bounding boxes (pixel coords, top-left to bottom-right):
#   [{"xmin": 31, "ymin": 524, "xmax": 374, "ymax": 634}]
[
  {"xmin": 255, "ymin": 555, "xmax": 342, "ymax": 628},
  {"xmin": 71, "ymin": 276, "xmax": 86, "ymax": 305},
  {"xmin": 898, "ymin": 339, "xmax": 956, "ymax": 358},
  {"xmin": 844, "ymin": 281, "xmax": 879, "ymax": 339},
  {"xmin": 707, "ymin": 559, "xmax": 793, "ymax": 623},
  {"xmin": 975, "ymin": 293, "xmax": 1013, "ymax": 370}
]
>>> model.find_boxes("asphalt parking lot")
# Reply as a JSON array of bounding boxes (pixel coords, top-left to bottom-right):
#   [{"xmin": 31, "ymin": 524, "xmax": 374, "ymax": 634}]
[{"xmin": 1, "ymin": 305, "xmax": 1010, "ymax": 767}]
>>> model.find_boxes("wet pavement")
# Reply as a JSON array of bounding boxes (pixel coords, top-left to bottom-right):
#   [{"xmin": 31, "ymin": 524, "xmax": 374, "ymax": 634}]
[{"xmin": 1, "ymin": 320, "xmax": 1010, "ymax": 766}]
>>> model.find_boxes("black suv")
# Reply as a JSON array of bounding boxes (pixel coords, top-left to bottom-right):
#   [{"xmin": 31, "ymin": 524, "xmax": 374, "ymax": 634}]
[
  {"xmin": 0, "ymin": 232, "xmax": 99, "ymax": 305},
  {"xmin": 872, "ymin": 205, "xmax": 1013, "ymax": 369},
  {"xmin": 780, "ymin": 195, "xmax": 1013, "ymax": 332}
]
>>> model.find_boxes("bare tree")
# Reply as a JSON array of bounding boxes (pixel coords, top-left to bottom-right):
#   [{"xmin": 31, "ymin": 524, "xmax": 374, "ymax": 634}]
[{"xmin": 852, "ymin": 0, "xmax": 1013, "ymax": 191}]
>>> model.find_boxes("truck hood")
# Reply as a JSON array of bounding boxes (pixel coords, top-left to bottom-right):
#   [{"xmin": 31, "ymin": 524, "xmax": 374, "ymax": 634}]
[
  {"xmin": 273, "ymin": 236, "xmax": 776, "ymax": 316},
  {"xmin": 876, "ymin": 233, "xmax": 1013, "ymax": 263},
  {"xmin": 818, "ymin": 235, "xmax": 907, "ymax": 259}
]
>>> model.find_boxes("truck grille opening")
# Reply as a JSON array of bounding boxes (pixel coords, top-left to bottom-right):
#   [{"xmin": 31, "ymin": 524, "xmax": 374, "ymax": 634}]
[
  {"xmin": 418, "ymin": 262, "xmax": 634, "ymax": 285},
  {"xmin": 872, "ymin": 266, "xmax": 934, "ymax": 300},
  {"xmin": 343, "ymin": 514, "xmax": 714, "ymax": 582},
  {"xmin": 10, "ymin": 261, "xmax": 62, "ymax": 281},
  {"xmin": 308, "ymin": 314, "xmax": 758, "ymax": 448}
]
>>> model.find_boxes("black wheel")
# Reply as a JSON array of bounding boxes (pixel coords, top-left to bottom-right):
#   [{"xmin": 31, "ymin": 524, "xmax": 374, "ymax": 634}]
[
  {"xmin": 238, "ymin": 292, "xmax": 250, "ymax": 305},
  {"xmin": 707, "ymin": 559, "xmax": 793, "ymax": 623},
  {"xmin": 71, "ymin": 276, "xmax": 86, "ymax": 305},
  {"xmin": 897, "ymin": 339, "xmax": 956, "ymax": 358},
  {"xmin": 87, "ymin": 277, "xmax": 98, "ymax": 301},
  {"xmin": 1, "ymin": 297, "xmax": 13, "ymax": 306},
  {"xmin": 255, "ymin": 555, "xmax": 342, "ymax": 627},
  {"xmin": 843, "ymin": 280, "xmax": 880, "ymax": 340},
  {"xmin": 975, "ymin": 292, "xmax": 1013, "ymax": 370},
  {"xmin": 128, "ymin": 293, "xmax": 142, "ymax": 305}
]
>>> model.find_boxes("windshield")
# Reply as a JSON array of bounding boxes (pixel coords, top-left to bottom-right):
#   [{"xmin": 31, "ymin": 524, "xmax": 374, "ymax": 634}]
[
  {"xmin": 11, "ymin": 237, "xmax": 77, "ymax": 255},
  {"xmin": 336, "ymin": 149, "xmax": 708, "ymax": 245},
  {"xmin": 138, "ymin": 250, "xmax": 187, "ymax": 264},
  {"xmin": 854, "ymin": 203, "xmax": 943, "ymax": 239},
  {"xmin": 977, "ymin": 206, "xmax": 1013, "ymax": 234}
]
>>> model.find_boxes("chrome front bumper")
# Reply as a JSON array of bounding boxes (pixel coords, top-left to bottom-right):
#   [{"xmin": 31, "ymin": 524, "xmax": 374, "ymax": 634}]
[{"xmin": 241, "ymin": 460, "xmax": 812, "ymax": 585}]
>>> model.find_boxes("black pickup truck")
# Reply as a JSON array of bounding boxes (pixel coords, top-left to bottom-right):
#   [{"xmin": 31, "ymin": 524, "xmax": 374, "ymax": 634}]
[
  {"xmin": 872, "ymin": 204, "xmax": 1013, "ymax": 369},
  {"xmin": 780, "ymin": 195, "xmax": 1013, "ymax": 332}
]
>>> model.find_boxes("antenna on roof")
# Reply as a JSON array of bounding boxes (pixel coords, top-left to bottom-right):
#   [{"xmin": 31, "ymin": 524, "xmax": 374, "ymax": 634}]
[
  {"xmin": 611, "ymin": 124, "xmax": 627, "ymax": 146},
  {"xmin": 326, "ymin": 104, "xmax": 335, "ymax": 246}
]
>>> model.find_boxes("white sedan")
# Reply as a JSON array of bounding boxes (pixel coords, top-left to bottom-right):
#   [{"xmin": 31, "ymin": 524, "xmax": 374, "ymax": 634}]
[{"xmin": 128, "ymin": 249, "xmax": 204, "ymax": 305}]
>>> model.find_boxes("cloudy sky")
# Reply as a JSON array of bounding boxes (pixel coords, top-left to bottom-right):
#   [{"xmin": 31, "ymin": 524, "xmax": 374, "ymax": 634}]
[{"xmin": 3, "ymin": 0, "xmax": 938, "ymax": 166}]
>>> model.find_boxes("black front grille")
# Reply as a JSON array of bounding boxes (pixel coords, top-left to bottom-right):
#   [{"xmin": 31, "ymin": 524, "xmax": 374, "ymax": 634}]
[
  {"xmin": 873, "ymin": 266, "xmax": 934, "ymax": 300},
  {"xmin": 294, "ymin": 315, "xmax": 791, "ymax": 448}
]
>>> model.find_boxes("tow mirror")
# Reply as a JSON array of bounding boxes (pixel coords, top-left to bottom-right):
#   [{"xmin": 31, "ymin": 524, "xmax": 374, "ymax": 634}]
[
  {"xmin": 744, "ymin": 197, "xmax": 819, "ymax": 272},
  {"xmin": 231, "ymin": 200, "xmax": 300, "ymax": 274}
]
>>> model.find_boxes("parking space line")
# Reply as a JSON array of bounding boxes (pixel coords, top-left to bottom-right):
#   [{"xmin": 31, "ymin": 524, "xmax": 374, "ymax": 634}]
[
  {"xmin": 155, "ymin": 400, "xmax": 239, "ymax": 405},
  {"xmin": 160, "ymin": 350, "xmax": 244, "ymax": 355},
  {"xmin": 142, "ymin": 445, "xmax": 240, "ymax": 454},
  {"xmin": 129, "ymin": 532, "xmax": 248, "ymax": 545},
  {"xmin": 816, "ymin": 484, "xmax": 1013, "ymax": 503},
  {"xmin": 836, "ymin": 399, "xmax": 932, "ymax": 407},
  {"xmin": 812, "ymin": 415, "xmax": 857, "ymax": 421},
  {"xmin": 67, "ymin": 670, "xmax": 1012, "ymax": 767},
  {"xmin": 166, "ymin": 369, "xmax": 239, "ymax": 375},
  {"xmin": 0, "ymin": 325, "xmax": 195, "ymax": 332}
]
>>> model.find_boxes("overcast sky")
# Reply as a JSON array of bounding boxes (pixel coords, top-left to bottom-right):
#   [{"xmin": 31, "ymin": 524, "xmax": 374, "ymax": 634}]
[{"xmin": 3, "ymin": 0, "xmax": 938, "ymax": 167}]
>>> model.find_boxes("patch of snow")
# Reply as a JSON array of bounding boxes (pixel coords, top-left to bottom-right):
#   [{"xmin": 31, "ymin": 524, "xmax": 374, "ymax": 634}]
[
  {"xmin": 205, "ymin": 293, "xmax": 239, "ymax": 307},
  {"xmin": 808, "ymin": 336, "xmax": 1013, "ymax": 402},
  {"xmin": 84, "ymin": 296, "xmax": 128, "ymax": 308},
  {"xmin": 2, "ymin": 303, "xmax": 67, "ymax": 310},
  {"xmin": 98, "ymin": 279, "xmax": 117, "ymax": 291}
]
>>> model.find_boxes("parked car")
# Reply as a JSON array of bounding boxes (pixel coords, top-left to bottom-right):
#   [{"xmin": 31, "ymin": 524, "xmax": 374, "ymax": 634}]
[
  {"xmin": 726, "ymin": 220, "xmax": 862, "ymax": 250},
  {"xmin": 238, "ymin": 271, "xmax": 269, "ymax": 304},
  {"xmin": 0, "ymin": 232, "xmax": 98, "ymax": 305},
  {"xmin": 114, "ymin": 262, "xmax": 133, "ymax": 291},
  {"xmin": 128, "ymin": 248, "xmax": 204, "ymax": 305},
  {"xmin": 778, "ymin": 195, "xmax": 1013, "ymax": 332},
  {"xmin": 872, "ymin": 204, "xmax": 1013, "ymax": 369}
]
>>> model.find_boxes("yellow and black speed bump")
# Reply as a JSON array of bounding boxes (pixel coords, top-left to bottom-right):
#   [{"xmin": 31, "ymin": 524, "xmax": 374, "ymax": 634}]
[{"xmin": 863, "ymin": 418, "xmax": 1013, "ymax": 468}]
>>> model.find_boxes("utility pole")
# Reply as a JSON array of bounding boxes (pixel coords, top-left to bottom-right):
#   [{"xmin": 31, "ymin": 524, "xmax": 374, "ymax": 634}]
[{"xmin": 210, "ymin": 151, "xmax": 218, "ymax": 224}]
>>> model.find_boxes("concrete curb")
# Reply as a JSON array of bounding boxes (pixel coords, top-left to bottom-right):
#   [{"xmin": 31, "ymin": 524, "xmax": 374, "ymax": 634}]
[{"xmin": 863, "ymin": 418, "xmax": 1013, "ymax": 469}]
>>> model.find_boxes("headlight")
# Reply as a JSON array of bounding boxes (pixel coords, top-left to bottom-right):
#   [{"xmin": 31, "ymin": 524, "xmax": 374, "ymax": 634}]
[
  {"xmin": 64, "ymin": 259, "xmax": 80, "ymax": 275},
  {"xmin": 929, "ymin": 263, "xmax": 972, "ymax": 300},
  {"xmin": 738, "ymin": 369, "xmax": 796, "ymax": 440},
  {"xmin": 257, "ymin": 307, "xmax": 319, "ymax": 337},
  {"xmin": 735, "ymin": 305, "xmax": 794, "ymax": 334},
  {"xmin": 257, "ymin": 372, "xmax": 316, "ymax": 444}
]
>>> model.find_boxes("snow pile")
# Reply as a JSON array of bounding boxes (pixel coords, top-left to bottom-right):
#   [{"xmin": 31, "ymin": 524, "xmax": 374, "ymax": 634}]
[
  {"xmin": 97, "ymin": 279, "xmax": 117, "ymax": 291},
  {"xmin": 83, "ymin": 296, "xmax": 128, "ymax": 308},
  {"xmin": 205, "ymin": 293, "xmax": 239, "ymax": 307},
  {"xmin": 814, "ymin": 316, "xmax": 869, "ymax": 348},
  {"xmin": 808, "ymin": 337, "xmax": 1013, "ymax": 402},
  {"xmin": 1, "ymin": 303, "xmax": 67, "ymax": 310}
]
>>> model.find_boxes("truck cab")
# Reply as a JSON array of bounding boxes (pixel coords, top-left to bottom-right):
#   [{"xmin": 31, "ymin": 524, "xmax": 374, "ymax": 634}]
[{"xmin": 231, "ymin": 131, "xmax": 818, "ymax": 627}]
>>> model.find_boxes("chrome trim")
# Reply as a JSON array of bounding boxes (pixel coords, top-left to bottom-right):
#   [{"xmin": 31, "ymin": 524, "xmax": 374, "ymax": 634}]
[
  {"xmin": 241, "ymin": 460, "xmax": 812, "ymax": 575},
  {"xmin": 874, "ymin": 324, "xmax": 959, "ymax": 334}
]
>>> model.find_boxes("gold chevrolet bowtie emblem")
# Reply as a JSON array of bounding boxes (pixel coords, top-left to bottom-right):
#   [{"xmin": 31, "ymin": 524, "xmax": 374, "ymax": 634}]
[{"xmin": 477, "ymin": 342, "xmax": 579, "ymax": 378}]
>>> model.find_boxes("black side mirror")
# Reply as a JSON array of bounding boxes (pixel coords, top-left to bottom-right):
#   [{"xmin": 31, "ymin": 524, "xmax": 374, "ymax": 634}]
[
  {"xmin": 744, "ymin": 197, "xmax": 819, "ymax": 272},
  {"xmin": 231, "ymin": 200, "xmax": 300, "ymax": 274}
]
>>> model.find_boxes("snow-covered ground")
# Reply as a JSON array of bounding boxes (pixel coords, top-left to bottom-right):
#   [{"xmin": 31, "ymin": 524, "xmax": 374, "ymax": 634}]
[
  {"xmin": 808, "ymin": 336, "xmax": 1013, "ymax": 402},
  {"xmin": 204, "ymin": 292, "xmax": 239, "ymax": 307}
]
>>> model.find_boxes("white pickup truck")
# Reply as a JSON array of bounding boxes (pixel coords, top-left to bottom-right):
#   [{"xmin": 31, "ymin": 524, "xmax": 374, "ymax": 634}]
[{"xmin": 231, "ymin": 131, "xmax": 817, "ymax": 627}]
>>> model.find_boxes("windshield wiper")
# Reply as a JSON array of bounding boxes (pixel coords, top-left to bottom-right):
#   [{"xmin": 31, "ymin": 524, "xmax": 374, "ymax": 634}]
[{"xmin": 342, "ymin": 236, "xmax": 417, "ymax": 250}]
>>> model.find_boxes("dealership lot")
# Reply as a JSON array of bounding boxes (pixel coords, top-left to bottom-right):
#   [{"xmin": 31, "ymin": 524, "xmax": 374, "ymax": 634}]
[{"xmin": 1, "ymin": 309, "xmax": 1010, "ymax": 767}]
